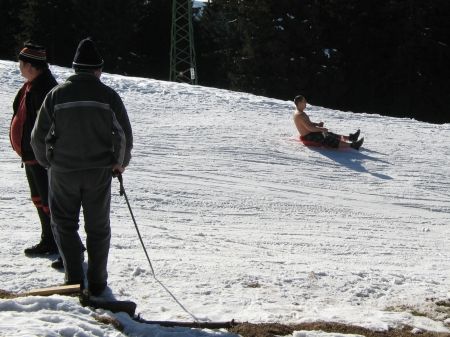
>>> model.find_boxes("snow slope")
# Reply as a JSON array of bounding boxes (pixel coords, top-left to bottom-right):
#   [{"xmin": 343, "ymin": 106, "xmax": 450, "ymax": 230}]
[{"xmin": 0, "ymin": 59, "xmax": 449, "ymax": 336}]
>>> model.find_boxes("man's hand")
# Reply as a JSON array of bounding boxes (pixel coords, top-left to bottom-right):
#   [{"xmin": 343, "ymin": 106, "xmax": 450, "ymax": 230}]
[{"xmin": 112, "ymin": 164, "xmax": 125, "ymax": 177}]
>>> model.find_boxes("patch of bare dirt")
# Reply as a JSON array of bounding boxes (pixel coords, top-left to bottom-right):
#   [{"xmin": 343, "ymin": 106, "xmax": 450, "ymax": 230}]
[
  {"xmin": 0, "ymin": 289, "xmax": 18, "ymax": 299},
  {"xmin": 229, "ymin": 322, "xmax": 450, "ymax": 337}
]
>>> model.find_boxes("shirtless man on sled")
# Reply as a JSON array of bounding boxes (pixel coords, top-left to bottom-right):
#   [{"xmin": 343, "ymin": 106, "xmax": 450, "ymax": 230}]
[{"xmin": 293, "ymin": 95, "xmax": 364, "ymax": 150}]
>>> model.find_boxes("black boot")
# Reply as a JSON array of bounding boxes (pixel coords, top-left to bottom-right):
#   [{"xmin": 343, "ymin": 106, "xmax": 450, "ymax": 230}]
[
  {"xmin": 51, "ymin": 245, "xmax": 86, "ymax": 270},
  {"xmin": 24, "ymin": 241, "xmax": 58, "ymax": 256},
  {"xmin": 351, "ymin": 137, "xmax": 364, "ymax": 150},
  {"xmin": 349, "ymin": 129, "xmax": 360, "ymax": 142},
  {"xmin": 51, "ymin": 256, "xmax": 64, "ymax": 269}
]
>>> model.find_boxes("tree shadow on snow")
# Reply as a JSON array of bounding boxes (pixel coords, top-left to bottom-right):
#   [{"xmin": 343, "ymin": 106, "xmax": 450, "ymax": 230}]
[{"xmin": 310, "ymin": 147, "xmax": 393, "ymax": 180}]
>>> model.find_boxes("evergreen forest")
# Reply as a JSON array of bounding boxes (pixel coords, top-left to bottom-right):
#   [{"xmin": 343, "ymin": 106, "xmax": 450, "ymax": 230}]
[{"xmin": 1, "ymin": 0, "xmax": 449, "ymax": 123}]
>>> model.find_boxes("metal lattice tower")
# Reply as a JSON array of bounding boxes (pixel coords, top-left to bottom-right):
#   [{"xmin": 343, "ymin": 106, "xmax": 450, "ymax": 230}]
[{"xmin": 170, "ymin": 0, "xmax": 198, "ymax": 84}]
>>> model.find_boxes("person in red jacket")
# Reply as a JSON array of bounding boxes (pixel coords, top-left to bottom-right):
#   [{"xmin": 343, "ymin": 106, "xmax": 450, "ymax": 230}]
[{"xmin": 10, "ymin": 42, "xmax": 59, "ymax": 256}]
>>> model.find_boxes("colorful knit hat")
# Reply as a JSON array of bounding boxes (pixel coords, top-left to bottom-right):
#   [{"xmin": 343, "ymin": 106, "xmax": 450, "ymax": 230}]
[
  {"xmin": 72, "ymin": 38, "xmax": 104, "ymax": 70},
  {"xmin": 18, "ymin": 42, "xmax": 47, "ymax": 68}
]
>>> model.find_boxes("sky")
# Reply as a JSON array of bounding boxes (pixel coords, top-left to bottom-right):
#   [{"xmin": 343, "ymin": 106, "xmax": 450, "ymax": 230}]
[
  {"xmin": 0, "ymin": 59, "xmax": 449, "ymax": 336},
  {"xmin": 193, "ymin": 0, "xmax": 209, "ymax": 8}
]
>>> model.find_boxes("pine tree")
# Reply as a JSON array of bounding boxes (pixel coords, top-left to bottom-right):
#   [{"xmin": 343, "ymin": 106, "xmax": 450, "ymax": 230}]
[
  {"xmin": 0, "ymin": 0, "xmax": 22, "ymax": 59},
  {"xmin": 16, "ymin": 0, "xmax": 75, "ymax": 65},
  {"xmin": 70, "ymin": 0, "xmax": 149, "ymax": 74}
]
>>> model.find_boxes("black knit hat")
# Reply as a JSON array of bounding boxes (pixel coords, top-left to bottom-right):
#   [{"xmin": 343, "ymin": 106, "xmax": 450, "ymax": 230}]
[
  {"xmin": 18, "ymin": 42, "xmax": 48, "ymax": 68},
  {"xmin": 72, "ymin": 38, "xmax": 104, "ymax": 70}
]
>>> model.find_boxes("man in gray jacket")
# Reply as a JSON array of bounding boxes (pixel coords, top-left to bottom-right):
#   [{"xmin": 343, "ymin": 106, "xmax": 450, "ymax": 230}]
[{"xmin": 31, "ymin": 38, "xmax": 133, "ymax": 296}]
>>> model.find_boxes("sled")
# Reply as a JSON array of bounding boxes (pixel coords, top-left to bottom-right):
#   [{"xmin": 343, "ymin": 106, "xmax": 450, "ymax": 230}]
[
  {"xmin": 2, "ymin": 284, "xmax": 136, "ymax": 317},
  {"xmin": 24, "ymin": 284, "xmax": 80, "ymax": 296},
  {"xmin": 298, "ymin": 135, "xmax": 364, "ymax": 150},
  {"xmin": 81, "ymin": 294, "xmax": 137, "ymax": 317}
]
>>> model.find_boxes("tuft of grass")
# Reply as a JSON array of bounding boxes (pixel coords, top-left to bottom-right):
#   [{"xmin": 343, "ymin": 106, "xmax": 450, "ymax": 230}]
[
  {"xmin": 0, "ymin": 289, "xmax": 18, "ymax": 299},
  {"xmin": 93, "ymin": 314, "xmax": 124, "ymax": 332}
]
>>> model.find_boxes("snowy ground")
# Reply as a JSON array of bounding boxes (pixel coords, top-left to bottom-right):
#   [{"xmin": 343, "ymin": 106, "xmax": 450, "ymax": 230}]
[{"xmin": 0, "ymin": 59, "xmax": 449, "ymax": 336}]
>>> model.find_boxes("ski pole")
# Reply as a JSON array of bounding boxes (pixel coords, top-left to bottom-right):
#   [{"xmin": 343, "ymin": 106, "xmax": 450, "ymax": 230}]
[
  {"xmin": 117, "ymin": 173, "xmax": 155, "ymax": 276},
  {"xmin": 115, "ymin": 173, "xmax": 199, "ymax": 321}
]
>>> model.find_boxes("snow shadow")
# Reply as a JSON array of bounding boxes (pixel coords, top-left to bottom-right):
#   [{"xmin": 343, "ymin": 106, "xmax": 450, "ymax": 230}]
[{"xmin": 312, "ymin": 147, "xmax": 393, "ymax": 180}]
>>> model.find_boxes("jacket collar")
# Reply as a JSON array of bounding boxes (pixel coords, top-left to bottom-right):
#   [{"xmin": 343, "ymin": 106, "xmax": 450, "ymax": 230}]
[
  {"xmin": 30, "ymin": 68, "xmax": 53, "ymax": 86},
  {"xmin": 67, "ymin": 72, "xmax": 101, "ymax": 82}
]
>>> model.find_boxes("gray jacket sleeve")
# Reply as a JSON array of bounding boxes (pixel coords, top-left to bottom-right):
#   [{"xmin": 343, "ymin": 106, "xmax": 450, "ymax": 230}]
[
  {"xmin": 31, "ymin": 92, "xmax": 54, "ymax": 168},
  {"xmin": 111, "ymin": 92, "xmax": 133, "ymax": 167}
]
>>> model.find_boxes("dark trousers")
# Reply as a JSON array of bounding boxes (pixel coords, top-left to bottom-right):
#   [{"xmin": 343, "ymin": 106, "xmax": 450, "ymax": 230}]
[
  {"xmin": 25, "ymin": 163, "xmax": 56, "ymax": 246},
  {"xmin": 303, "ymin": 132, "xmax": 341, "ymax": 148},
  {"xmin": 48, "ymin": 168, "xmax": 112, "ymax": 286}
]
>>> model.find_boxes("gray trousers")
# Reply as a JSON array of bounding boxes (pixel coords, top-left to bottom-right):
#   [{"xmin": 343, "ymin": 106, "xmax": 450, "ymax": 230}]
[{"xmin": 48, "ymin": 168, "xmax": 112, "ymax": 286}]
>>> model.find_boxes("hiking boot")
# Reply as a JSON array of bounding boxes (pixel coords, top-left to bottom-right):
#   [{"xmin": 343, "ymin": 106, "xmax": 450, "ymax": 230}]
[
  {"xmin": 349, "ymin": 129, "xmax": 360, "ymax": 142},
  {"xmin": 351, "ymin": 137, "xmax": 364, "ymax": 150},
  {"xmin": 24, "ymin": 241, "xmax": 58, "ymax": 256},
  {"xmin": 51, "ymin": 246, "xmax": 86, "ymax": 270},
  {"xmin": 51, "ymin": 256, "xmax": 64, "ymax": 270}
]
